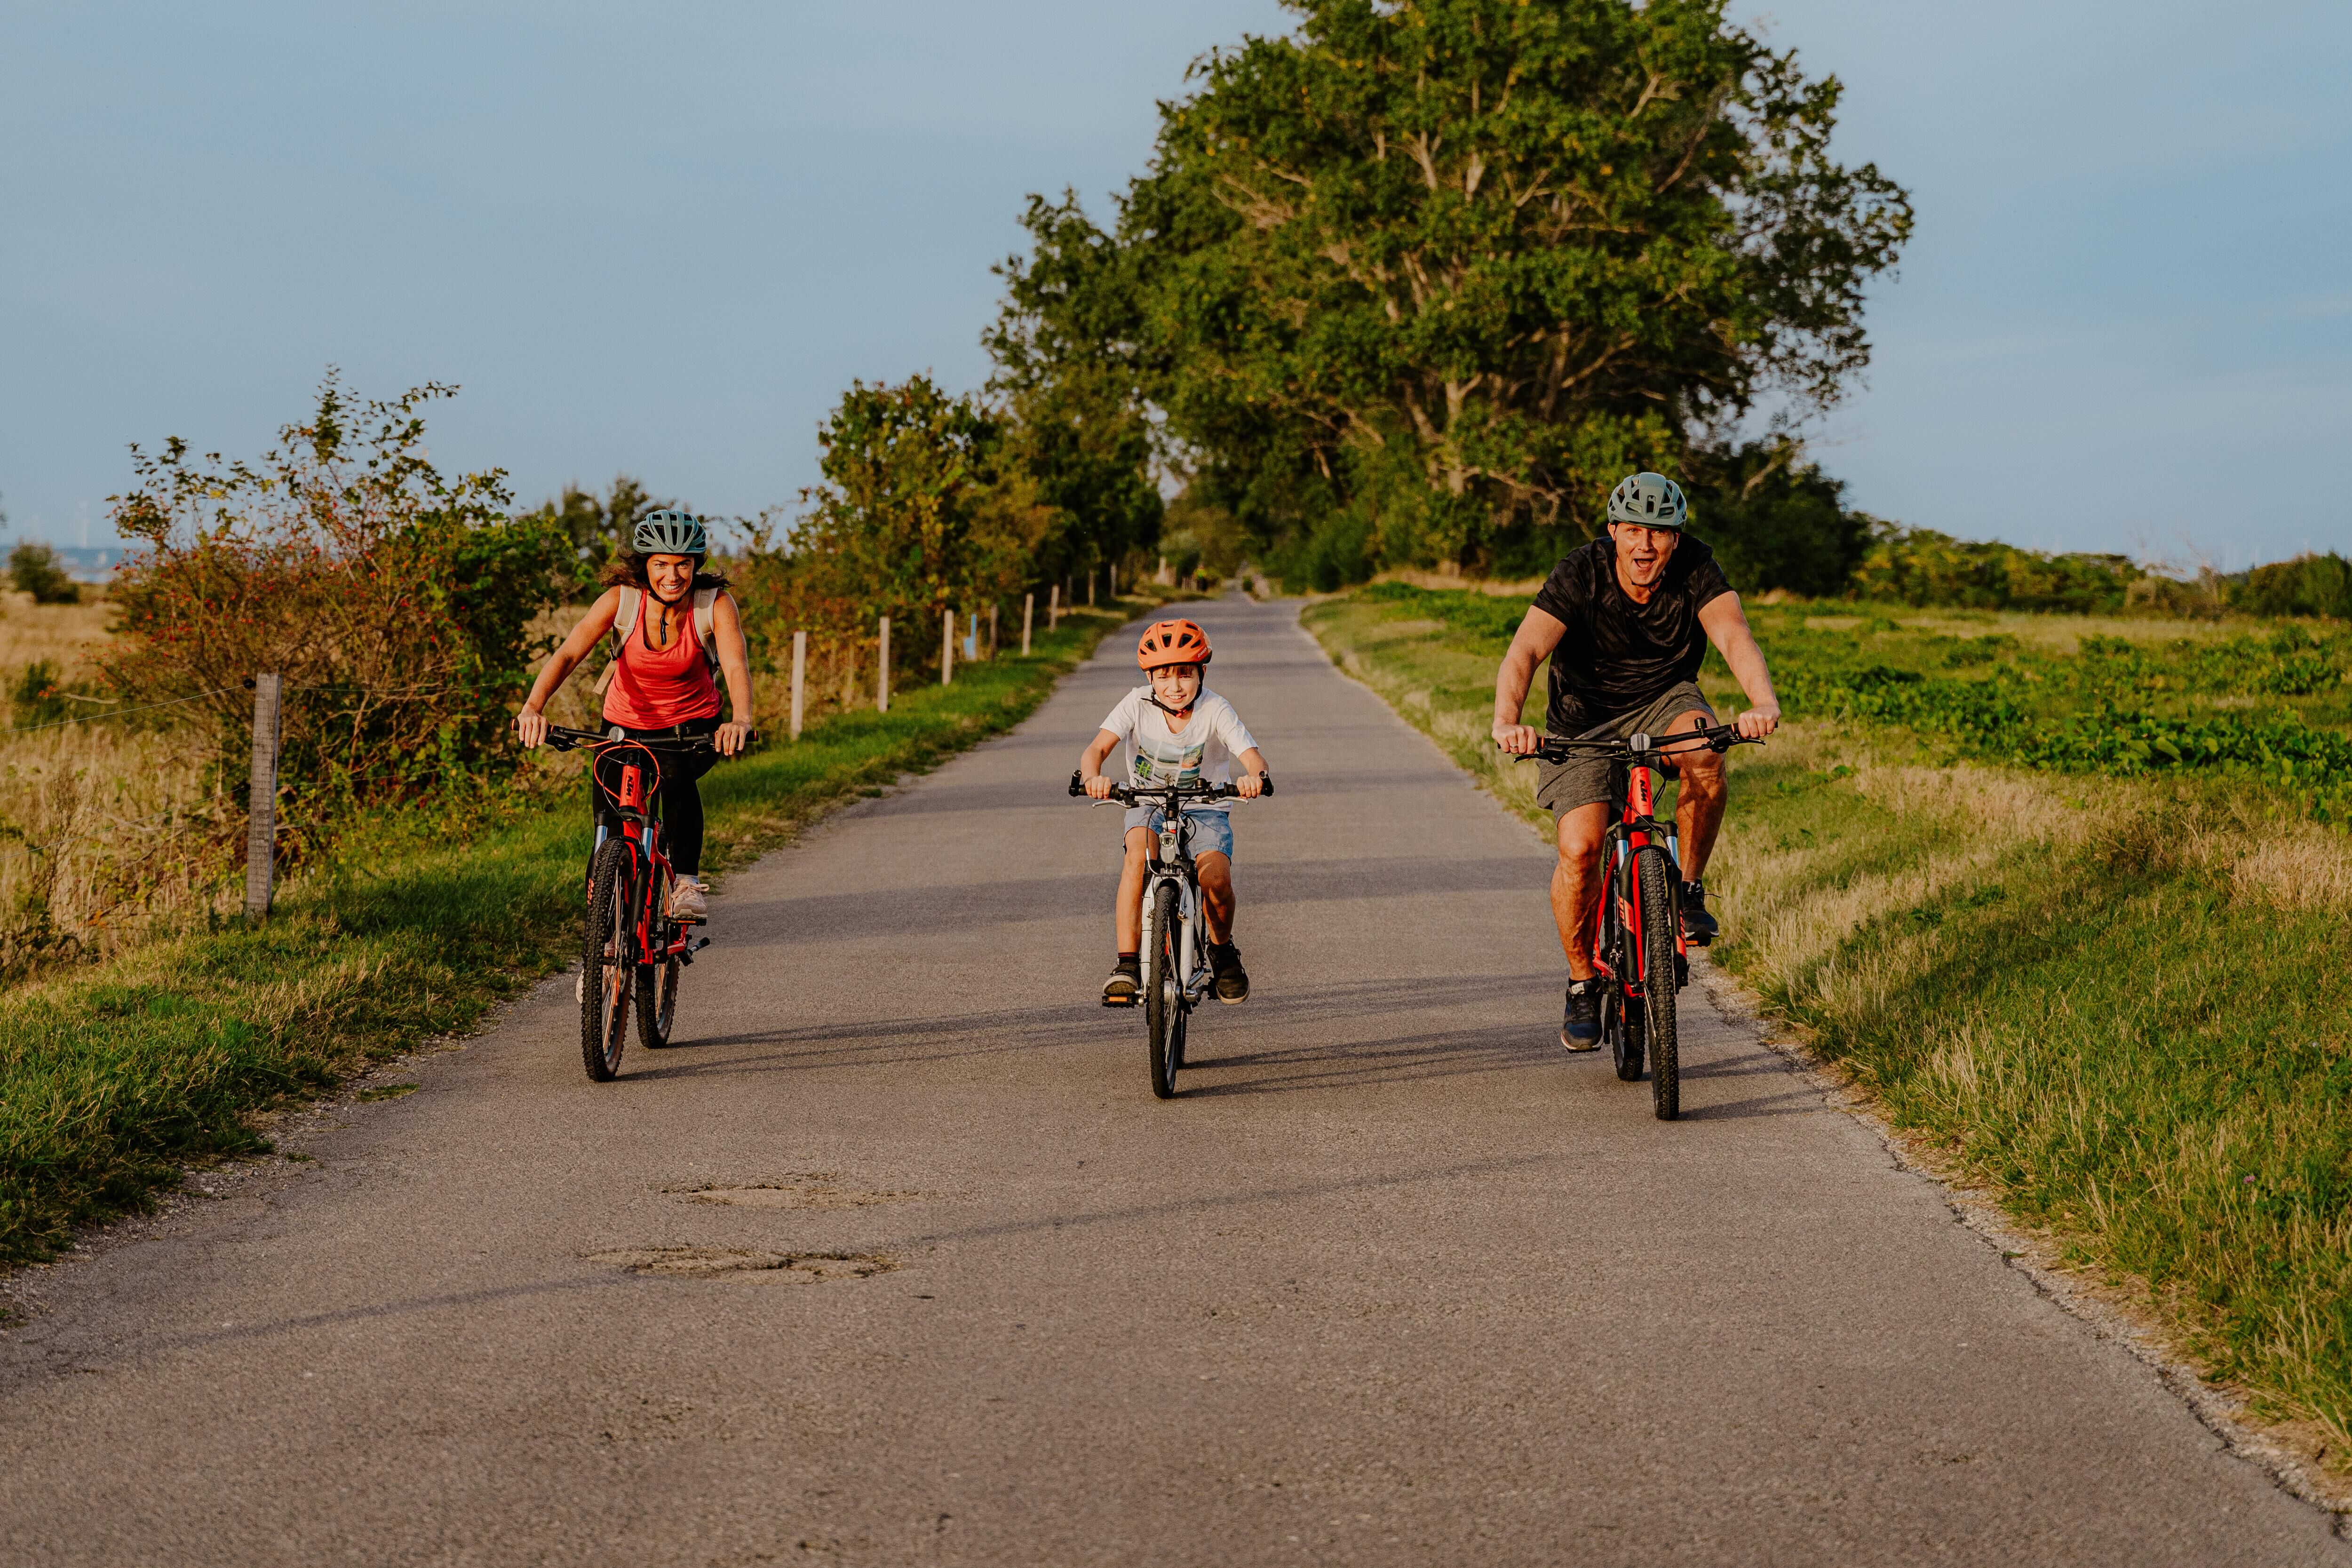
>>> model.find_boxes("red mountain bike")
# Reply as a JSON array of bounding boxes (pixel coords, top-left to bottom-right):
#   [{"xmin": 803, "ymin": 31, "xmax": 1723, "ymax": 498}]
[
  {"xmin": 1515, "ymin": 722, "xmax": 1760, "ymax": 1120},
  {"xmin": 542, "ymin": 724, "xmax": 750, "ymax": 1081}
]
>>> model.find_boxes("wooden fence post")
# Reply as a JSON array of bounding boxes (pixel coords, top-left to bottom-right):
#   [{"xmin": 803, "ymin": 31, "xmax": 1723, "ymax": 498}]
[
  {"xmin": 1088, "ymin": 569, "xmax": 1096, "ymax": 607},
  {"xmin": 877, "ymin": 616, "xmax": 890, "ymax": 713},
  {"xmin": 1048, "ymin": 584, "xmax": 1059, "ymax": 631},
  {"xmin": 789, "ymin": 629, "xmax": 806, "ymax": 740},
  {"xmin": 941, "ymin": 608, "xmax": 954, "ymax": 685},
  {"xmin": 244, "ymin": 672, "xmax": 283, "ymax": 922},
  {"xmin": 1022, "ymin": 592, "xmax": 1034, "ymax": 655},
  {"xmin": 988, "ymin": 602, "xmax": 999, "ymax": 659}
]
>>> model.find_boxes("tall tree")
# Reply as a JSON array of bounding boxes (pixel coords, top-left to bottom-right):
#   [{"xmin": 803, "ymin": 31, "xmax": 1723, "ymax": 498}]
[
  {"xmin": 985, "ymin": 193, "xmax": 1165, "ymax": 583},
  {"xmin": 1001, "ymin": 0, "xmax": 1911, "ymax": 579}
]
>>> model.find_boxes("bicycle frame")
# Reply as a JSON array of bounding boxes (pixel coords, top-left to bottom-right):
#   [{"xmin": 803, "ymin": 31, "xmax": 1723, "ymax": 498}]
[
  {"xmin": 1589, "ymin": 742, "xmax": 1685, "ymax": 1000},
  {"xmin": 1135, "ymin": 796, "xmax": 1217, "ymax": 1007},
  {"xmin": 594, "ymin": 748, "xmax": 698, "ymax": 967}
]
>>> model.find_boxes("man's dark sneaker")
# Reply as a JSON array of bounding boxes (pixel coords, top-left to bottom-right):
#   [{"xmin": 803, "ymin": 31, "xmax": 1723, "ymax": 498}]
[
  {"xmin": 1102, "ymin": 957, "xmax": 1141, "ymax": 1007},
  {"xmin": 1561, "ymin": 979, "xmax": 1602, "ymax": 1051},
  {"xmin": 1680, "ymin": 880, "xmax": 1719, "ymax": 946},
  {"xmin": 1209, "ymin": 942, "xmax": 1250, "ymax": 1004}
]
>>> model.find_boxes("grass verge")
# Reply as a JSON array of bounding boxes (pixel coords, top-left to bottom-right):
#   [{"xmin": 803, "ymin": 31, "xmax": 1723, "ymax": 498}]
[
  {"xmin": 1305, "ymin": 585, "xmax": 2352, "ymax": 1460},
  {"xmin": 0, "ymin": 605, "xmax": 1135, "ymax": 1265}
]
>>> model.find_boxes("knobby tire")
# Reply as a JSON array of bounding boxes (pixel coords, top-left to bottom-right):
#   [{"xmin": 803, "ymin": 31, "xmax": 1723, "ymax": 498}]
[
  {"xmin": 636, "ymin": 865, "xmax": 681, "ymax": 1049},
  {"xmin": 1636, "ymin": 846, "xmax": 1680, "ymax": 1120},
  {"xmin": 582, "ymin": 839, "xmax": 636, "ymax": 1082},
  {"xmin": 1145, "ymin": 881, "xmax": 1181, "ymax": 1099}
]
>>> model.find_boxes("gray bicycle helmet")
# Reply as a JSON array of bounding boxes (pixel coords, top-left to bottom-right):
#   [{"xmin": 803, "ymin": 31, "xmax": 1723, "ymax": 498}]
[
  {"xmin": 632, "ymin": 508, "xmax": 708, "ymax": 557},
  {"xmin": 1606, "ymin": 472, "xmax": 1690, "ymax": 530}
]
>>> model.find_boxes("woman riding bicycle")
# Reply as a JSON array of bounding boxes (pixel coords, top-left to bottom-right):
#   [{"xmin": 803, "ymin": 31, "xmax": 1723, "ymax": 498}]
[{"xmin": 513, "ymin": 509, "xmax": 754, "ymax": 921}]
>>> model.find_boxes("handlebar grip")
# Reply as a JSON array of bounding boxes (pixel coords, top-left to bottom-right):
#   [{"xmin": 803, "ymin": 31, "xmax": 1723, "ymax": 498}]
[
  {"xmin": 1259, "ymin": 771, "xmax": 1274, "ymax": 797},
  {"xmin": 1069, "ymin": 770, "xmax": 1085, "ymax": 797}
]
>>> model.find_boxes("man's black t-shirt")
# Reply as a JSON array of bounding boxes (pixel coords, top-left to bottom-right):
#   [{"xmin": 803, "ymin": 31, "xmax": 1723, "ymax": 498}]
[{"xmin": 1529, "ymin": 535, "xmax": 1734, "ymax": 735}]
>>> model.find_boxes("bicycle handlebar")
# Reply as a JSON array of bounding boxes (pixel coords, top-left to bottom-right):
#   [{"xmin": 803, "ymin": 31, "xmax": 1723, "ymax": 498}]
[
  {"xmin": 1067, "ymin": 770, "xmax": 1273, "ymax": 805},
  {"xmin": 541, "ymin": 724, "xmax": 758, "ymax": 756},
  {"xmin": 1505, "ymin": 721, "xmax": 1763, "ymax": 766}
]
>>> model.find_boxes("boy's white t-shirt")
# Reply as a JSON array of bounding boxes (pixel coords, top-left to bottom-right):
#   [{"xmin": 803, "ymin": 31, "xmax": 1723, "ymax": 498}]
[{"xmin": 1097, "ymin": 685, "xmax": 1260, "ymax": 809}]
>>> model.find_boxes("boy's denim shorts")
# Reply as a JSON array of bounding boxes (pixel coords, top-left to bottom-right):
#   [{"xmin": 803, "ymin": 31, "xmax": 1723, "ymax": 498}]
[{"xmin": 1124, "ymin": 804, "xmax": 1235, "ymax": 861}]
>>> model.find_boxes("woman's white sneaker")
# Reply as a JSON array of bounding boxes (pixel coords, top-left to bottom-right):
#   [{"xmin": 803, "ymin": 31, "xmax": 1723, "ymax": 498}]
[{"xmin": 667, "ymin": 879, "xmax": 709, "ymax": 921}]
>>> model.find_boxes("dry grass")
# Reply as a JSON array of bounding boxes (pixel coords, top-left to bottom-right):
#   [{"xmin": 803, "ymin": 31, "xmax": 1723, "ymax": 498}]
[{"xmin": 0, "ymin": 595, "xmax": 114, "ymax": 677}]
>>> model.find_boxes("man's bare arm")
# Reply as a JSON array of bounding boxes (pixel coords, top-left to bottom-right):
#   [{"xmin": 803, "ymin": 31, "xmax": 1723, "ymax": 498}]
[
  {"xmin": 1492, "ymin": 605, "xmax": 1568, "ymax": 754},
  {"xmin": 1696, "ymin": 594, "xmax": 1781, "ymax": 739}
]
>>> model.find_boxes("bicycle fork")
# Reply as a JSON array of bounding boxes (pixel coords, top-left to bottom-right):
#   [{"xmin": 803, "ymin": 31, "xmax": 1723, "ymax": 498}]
[{"xmin": 1137, "ymin": 872, "xmax": 1213, "ymax": 1004}]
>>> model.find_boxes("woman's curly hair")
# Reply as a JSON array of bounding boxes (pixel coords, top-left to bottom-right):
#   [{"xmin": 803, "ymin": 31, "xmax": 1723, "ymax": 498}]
[{"xmin": 600, "ymin": 550, "xmax": 731, "ymax": 594}]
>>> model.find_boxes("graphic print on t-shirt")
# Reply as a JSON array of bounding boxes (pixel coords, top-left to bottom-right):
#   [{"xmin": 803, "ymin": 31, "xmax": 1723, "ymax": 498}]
[{"xmin": 1132, "ymin": 731, "xmax": 1206, "ymax": 787}]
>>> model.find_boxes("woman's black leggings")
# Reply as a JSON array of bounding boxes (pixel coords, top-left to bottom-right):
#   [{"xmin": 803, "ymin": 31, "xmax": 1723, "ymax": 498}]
[{"xmin": 589, "ymin": 716, "xmax": 721, "ymax": 876}]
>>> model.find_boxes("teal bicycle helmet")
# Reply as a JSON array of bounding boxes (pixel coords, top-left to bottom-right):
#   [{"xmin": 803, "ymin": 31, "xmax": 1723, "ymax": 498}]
[
  {"xmin": 633, "ymin": 508, "xmax": 708, "ymax": 557},
  {"xmin": 1607, "ymin": 472, "xmax": 1690, "ymax": 530}
]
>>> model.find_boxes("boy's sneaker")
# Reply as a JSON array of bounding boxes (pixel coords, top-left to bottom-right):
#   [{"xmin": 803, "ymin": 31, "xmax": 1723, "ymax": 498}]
[
  {"xmin": 1680, "ymin": 881, "xmax": 1717, "ymax": 946},
  {"xmin": 1102, "ymin": 957, "xmax": 1142, "ymax": 1007},
  {"xmin": 1209, "ymin": 942, "xmax": 1249, "ymax": 1004},
  {"xmin": 1561, "ymin": 979, "xmax": 1602, "ymax": 1051}
]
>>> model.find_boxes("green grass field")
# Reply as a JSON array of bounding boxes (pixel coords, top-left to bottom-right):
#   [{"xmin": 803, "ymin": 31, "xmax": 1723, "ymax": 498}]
[
  {"xmin": 1307, "ymin": 583, "xmax": 2352, "ymax": 1459},
  {"xmin": 0, "ymin": 607, "xmax": 1132, "ymax": 1266}
]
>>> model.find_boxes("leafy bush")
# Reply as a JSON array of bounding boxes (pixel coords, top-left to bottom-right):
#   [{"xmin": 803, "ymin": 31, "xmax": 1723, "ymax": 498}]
[
  {"xmin": 2232, "ymin": 553, "xmax": 2352, "ymax": 620},
  {"xmin": 1683, "ymin": 442, "xmax": 1871, "ymax": 599},
  {"xmin": 9, "ymin": 661, "xmax": 74, "ymax": 728},
  {"xmin": 1848, "ymin": 525, "xmax": 2143, "ymax": 613},
  {"xmin": 8, "ymin": 544, "xmax": 80, "ymax": 605},
  {"xmin": 104, "ymin": 375, "xmax": 572, "ymax": 855}
]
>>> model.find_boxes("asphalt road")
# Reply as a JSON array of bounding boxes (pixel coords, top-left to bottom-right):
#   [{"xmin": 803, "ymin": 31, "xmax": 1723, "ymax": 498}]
[{"xmin": 0, "ymin": 595, "xmax": 2337, "ymax": 1566}]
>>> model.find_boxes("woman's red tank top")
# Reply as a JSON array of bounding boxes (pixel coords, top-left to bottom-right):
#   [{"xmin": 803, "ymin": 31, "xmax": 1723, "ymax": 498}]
[{"xmin": 602, "ymin": 593, "xmax": 722, "ymax": 729}]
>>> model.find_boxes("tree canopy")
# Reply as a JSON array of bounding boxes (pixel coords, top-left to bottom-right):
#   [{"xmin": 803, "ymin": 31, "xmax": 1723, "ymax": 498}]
[{"xmin": 991, "ymin": 0, "xmax": 1910, "ymax": 581}]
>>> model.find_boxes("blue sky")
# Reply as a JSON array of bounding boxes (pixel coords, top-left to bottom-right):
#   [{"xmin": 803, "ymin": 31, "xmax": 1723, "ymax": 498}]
[{"xmin": 1, "ymin": 1, "xmax": 2346, "ymax": 567}]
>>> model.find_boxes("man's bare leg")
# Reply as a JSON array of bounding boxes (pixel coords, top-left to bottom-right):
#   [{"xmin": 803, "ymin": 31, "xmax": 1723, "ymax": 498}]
[
  {"xmin": 1658, "ymin": 708, "xmax": 1728, "ymax": 879},
  {"xmin": 1551, "ymin": 802, "xmax": 1612, "ymax": 980}
]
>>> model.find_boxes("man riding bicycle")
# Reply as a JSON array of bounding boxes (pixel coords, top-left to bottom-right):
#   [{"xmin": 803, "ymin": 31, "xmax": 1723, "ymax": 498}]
[{"xmin": 1492, "ymin": 472, "xmax": 1781, "ymax": 1051}]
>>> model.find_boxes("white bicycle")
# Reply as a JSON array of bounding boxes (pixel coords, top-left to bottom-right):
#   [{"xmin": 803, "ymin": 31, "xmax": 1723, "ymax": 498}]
[{"xmin": 1069, "ymin": 772, "xmax": 1271, "ymax": 1098}]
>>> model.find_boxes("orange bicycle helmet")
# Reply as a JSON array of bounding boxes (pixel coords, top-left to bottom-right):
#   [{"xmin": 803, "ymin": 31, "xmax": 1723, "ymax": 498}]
[{"xmin": 1137, "ymin": 619, "xmax": 1212, "ymax": 671}]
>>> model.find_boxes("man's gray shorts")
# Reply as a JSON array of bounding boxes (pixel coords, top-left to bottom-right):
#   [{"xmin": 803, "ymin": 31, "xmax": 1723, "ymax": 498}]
[{"xmin": 1534, "ymin": 681, "xmax": 1716, "ymax": 817}]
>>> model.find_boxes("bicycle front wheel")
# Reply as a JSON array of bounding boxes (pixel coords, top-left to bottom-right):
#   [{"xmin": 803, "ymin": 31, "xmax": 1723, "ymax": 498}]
[
  {"xmin": 1144, "ymin": 881, "xmax": 1181, "ymax": 1099},
  {"xmin": 1636, "ymin": 846, "xmax": 1680, "ymax": 1120},
  {"xmin": 582, "ymin": 839, "xmax": 636, "ymax": 1082}
]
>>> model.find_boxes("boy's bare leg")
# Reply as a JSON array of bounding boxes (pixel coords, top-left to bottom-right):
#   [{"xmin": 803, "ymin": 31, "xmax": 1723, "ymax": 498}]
[
  {"xmin": 1114, "ymin": 826, "xmax": 1153, "ymax": 950},
  {"xmin": 1196, "ymin": 851, "xmax": 1235, "ymax": 945}
]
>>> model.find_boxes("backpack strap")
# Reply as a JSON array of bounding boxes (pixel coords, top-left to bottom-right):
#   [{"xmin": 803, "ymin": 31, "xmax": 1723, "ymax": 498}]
[
  {"xmin": 692, "ymin": 588, "xmax": 720, "ymax": 673},
  {"xmin": 593, "ymin": 586, "xmax": 643, "ymax": 695}
]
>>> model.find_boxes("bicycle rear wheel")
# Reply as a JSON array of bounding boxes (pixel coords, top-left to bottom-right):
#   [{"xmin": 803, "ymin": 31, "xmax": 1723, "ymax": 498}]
[
  {"xmin": 581, "ymin": 839, "xmax": 636, "ymax": 1082},
  {"xmin": 1144, "ymin": 881, "xmax": 1181, "ymax": 1099},
  {"xmin": 636, "ymin": 955, "xmax": 681, "ymax": 1048},
  {"xmin": 1611, "ymin": 990, "xmax": 1646, "ymax": 1082},
  {"xmin": 1636, "ymin": 846, "xmax": 1680, "ymax": 1120}
]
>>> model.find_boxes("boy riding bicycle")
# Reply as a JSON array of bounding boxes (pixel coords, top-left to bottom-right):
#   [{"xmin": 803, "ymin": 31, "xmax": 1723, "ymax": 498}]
[{"xmin": 1078, "ymin": 620, "xmax": 1271, "ymax": 1007}]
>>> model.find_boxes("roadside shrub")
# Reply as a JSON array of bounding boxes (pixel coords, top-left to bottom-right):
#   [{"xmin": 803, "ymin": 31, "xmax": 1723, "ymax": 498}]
[
  {"xmin": 1684, "ymin": 442, "xmax": 1871, "ymax": 599},
  {"xmin": 2233, "ymin": 553, "xmax": 2352, "ymax": 620},
  {"xmin": 8, "ymin": 544, "xmax": 80, "ymax": 605},
  {"xmin": 104, "ymin": 375, "xmax": 572, "ymax": 859},
  {"xmin": 9, "ymin": 661, "xmax": 74, "ymax": 728},
  {"xmin": 1849, "ymin": 525, "xmax": 2142, "ymax": 613}
]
